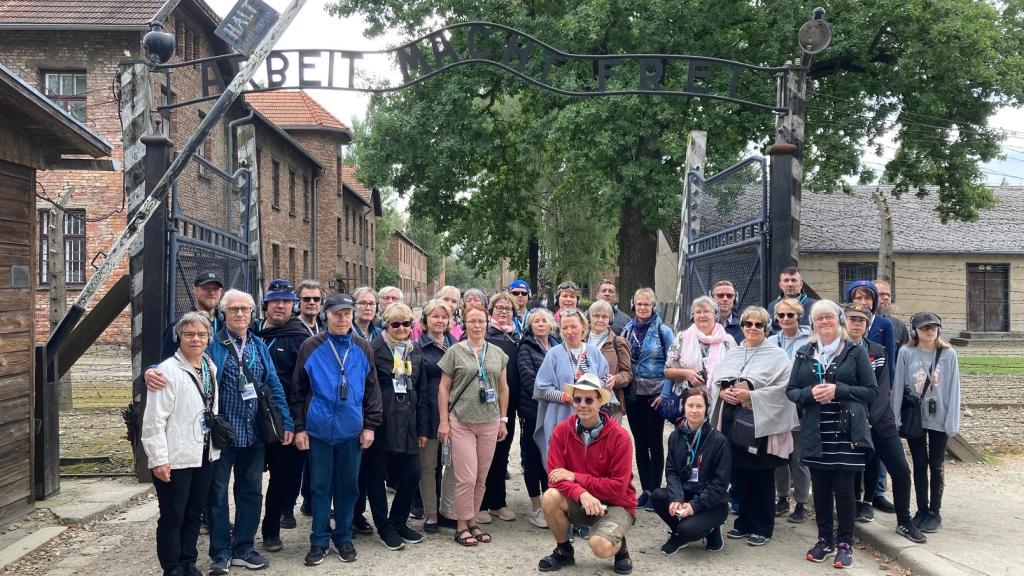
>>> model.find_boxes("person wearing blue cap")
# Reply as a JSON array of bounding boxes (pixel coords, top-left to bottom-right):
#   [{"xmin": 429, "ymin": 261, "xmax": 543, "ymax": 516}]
[
  {"xmin": 256, "ymin": 279, "xmax": 315, "ymax": 552},
  {"xmin": 508, "ymin": 280, "xmax": 532, "ymax": 337}
]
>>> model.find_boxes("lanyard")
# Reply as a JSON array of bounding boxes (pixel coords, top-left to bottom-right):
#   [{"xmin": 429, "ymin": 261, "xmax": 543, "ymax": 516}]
[
  {"xmin": 229, "ymin": 335, "xmax": 256, "ymax": 377},
  {"xmin": 776, "ymin": 334, "xmax": 796, "ymax": 357},
  {"xmin": 687, "ymin": 426, "xmax": 704, "ymax": 466},
  {"xmin": 303, "ymin": 320, "xmax": 319, "ymax": 337},
  {"xmin": 200, "ymin": 356, "xmax": 212, "ymax": 396},
  {"xmin": 465, "ymin": 341, "xmax": 489, "ymax": 384},
  {"xmin": 327, "ymin": 337, "xmax": 352, "ymax": 377},
  {"xmin": 566, "ymin": 344, "xmax": 587, "ymax": 379}
]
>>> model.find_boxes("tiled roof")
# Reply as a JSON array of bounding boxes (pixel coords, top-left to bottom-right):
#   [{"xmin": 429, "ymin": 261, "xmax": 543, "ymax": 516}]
[
  {"xmin": 341, "ymin": 164, "xmax": 373, "ymax": 204},
  {"xmin": 0, "ymin": 0, "xmax": 165, "ymax": 27},
  {"xmin": 800, "ymin": 185, "xmax": 1024, "ymax": 254},
  {"xmin": 245, "ymin": 91, "xmax": 349, "ymax": 132}
]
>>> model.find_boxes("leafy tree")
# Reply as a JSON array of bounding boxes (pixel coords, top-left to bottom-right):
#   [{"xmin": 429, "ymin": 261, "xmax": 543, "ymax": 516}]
[
  {"xmin": 376, "ymin": 263, "xmax": 401, "ymax": 290},
  {"xmin": 331, "ymin": 0, "xmax": 1024, "ymax": 304}
]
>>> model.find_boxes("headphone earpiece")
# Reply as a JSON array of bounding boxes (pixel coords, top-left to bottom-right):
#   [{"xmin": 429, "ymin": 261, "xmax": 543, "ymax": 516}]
[
  {"xmin": 630, "ymin": 298, "xmax": 635, "ymax": 313},
  {"xmin": 576, "ymin": 417, "xmax": 583, "ymax": 436},
  {"xmin": 838, "ymin": 308, "xmax": 847, "ymax": 328}
]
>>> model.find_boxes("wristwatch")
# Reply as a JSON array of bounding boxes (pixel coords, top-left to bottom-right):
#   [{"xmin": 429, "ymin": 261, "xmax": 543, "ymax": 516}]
[{"xmin": 499, "ymin": 417, "xmax": 509, "ymax": 423}]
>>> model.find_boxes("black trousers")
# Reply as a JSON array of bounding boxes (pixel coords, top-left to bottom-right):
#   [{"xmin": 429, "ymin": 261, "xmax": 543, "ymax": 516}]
[
  {"xmin": 810, "ymin": 468, "xmax": 857, "ymax": 544},
  {"xmin": 262, "ymin": 441, "xmax": 307, "ymax": 538},
  {"xmin": 855, "ymin": 430, "xmax": 912, "ymax": 526},
  {"xmin": 907, "ymin": 429, "xmax": 948, "ymax": 514},
  {"xmin": 153, "ymin": 460, "xmax": 214, "ymax": 575},
  {"xmin": 365, "ymin": 439, "xmax": 421, "ymax": 533},
  {"xmin": 481, "ymin": 406, "xmax": 516, "ymax": 510},
  {"xmin": 651, "ymin": 488, "xmax": 728, "ymax": 544},
  {"xmin": 733, "ymin": 466, "xmax": 776, "ymax": 538},
  {"xmin": 519, "ymin": 415, "xmax": 547, "ymax": 498},
  {"xmin": 626, "ymin": 395, "xmax": 665, "ymax": 492}
]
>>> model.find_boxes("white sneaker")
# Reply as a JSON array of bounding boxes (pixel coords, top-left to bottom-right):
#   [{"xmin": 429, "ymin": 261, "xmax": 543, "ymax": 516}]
[
  {"xmin": 528, "ymin": 509, "xmax": 548, "ymax": 528},
  {"xmin": 475, "ymin": 510, "xmax": 493, "ymax": 524}
]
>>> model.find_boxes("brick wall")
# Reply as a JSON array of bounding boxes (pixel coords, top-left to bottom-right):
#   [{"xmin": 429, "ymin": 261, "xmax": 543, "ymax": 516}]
[{"xmin": 387, "ymin": 233, "xmax": 428, "ymax": 306}]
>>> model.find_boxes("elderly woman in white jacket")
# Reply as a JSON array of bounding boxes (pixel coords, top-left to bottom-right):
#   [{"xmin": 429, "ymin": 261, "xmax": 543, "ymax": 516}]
[{"xmin": 142, "ymin": 312, "xmax": 222, "ymax": 576}]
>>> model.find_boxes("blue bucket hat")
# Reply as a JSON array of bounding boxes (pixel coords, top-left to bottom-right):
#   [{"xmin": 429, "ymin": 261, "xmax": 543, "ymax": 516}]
[{"xmin": 263, "ymin": 278, "xmax": 298, "ymax": 302}]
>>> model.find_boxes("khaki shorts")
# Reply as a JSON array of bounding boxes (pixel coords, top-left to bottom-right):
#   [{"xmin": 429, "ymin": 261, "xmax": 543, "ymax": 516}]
[{"xmin": 566, "ymin": 500, "xmax": 634, "ymax": 546}]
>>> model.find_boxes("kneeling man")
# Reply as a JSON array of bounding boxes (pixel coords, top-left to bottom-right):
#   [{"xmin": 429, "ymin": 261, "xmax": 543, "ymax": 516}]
[{"xmin": 538, "ymin": 373, "xmax": 636, "ymax": 574}]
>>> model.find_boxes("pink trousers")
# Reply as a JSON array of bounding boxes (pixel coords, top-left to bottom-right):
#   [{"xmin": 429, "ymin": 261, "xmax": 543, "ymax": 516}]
[{"xmin": 449, "ymin": 414, "xmax": 500, "ymax": 521}]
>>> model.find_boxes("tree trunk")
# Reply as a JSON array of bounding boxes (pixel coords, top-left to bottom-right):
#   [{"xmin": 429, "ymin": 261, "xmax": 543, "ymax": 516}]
[
  {"xmin": 528, "ymin": 236, "xmax": 539, "ymax": 291},
  {"xmin": 616, "ymin": 196, "xmax": 658, "ymax": 309},
  {"xmin": 873, "ymin": 187, "xmax": 894, "ymax": 282}
]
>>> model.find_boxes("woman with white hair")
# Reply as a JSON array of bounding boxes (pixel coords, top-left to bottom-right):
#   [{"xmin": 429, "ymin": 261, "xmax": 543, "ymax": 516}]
[
  {"xmin": 663, "ymin": 296, "xmax": 736, "ymax": 399},
  {"xmin": 787, "ymin": 299, "xmax": 877, "ymax": 569},
  {"xmin": 587, "ymin": 299, "xmax": 633, "ymax": 419}
]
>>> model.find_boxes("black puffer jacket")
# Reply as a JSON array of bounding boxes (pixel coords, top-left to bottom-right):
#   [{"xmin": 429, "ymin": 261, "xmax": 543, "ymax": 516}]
[
  {"xmin": 255, "ymin": 317, "xmax": 312, "ymax": 405},
  {"xmin": 517, "ymin": 334, "xmax": 558, "ymax": 420},
  {"xmin": 370, "ymin": 334, "xmax": 424, "ymax": 455},
  {"xmin": 665, "ymin": 420, "xmax": 731, "ymax": 514},
  {"xmin": 417, "ymin": 332, "xmax": 456, "ymax": 439},
  {"xmin": 787, "ymin": 341, "xmax": 878, "ymax": 457},
  {"xmin": 486, "ymin": 326, "xmax": 521, "ymax": 414}
]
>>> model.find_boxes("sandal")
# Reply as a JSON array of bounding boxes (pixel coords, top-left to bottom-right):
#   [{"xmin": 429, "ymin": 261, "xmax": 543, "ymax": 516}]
[
  {"xmin": 467, "ymin": 524, "xmax": 492, "ymax": 544},
  {"xmin": 454, "ymin": 528, "xmax": 478, "ymax": 547},
  {"xmin": 538, "ymin": 548, "xmax": 575, "ymax": 572}
]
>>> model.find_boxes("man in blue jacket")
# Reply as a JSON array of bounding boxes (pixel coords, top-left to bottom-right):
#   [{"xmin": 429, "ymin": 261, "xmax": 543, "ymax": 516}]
[
  {"xmin": 291, "ymin": 292, "xmax": 383, "ymax": 566},
  {"xmin": 206, "ymin": 289, "xmax": 294, "ymax": 574}
]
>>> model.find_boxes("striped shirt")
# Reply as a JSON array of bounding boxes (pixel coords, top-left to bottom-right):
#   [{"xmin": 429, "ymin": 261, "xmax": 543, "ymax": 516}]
[{"xmin": 803, "ymin": 401, "xmax": 865, "ymax": 471}]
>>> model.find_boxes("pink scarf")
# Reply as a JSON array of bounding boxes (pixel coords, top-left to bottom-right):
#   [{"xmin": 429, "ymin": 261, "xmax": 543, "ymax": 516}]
[
  {"xmin": 490, "ymin": 317, "xmax": 514, "ymax": 334},
  {"xmin": 679, "ymin": 322, "xmax": 732, "ymax": 394}
]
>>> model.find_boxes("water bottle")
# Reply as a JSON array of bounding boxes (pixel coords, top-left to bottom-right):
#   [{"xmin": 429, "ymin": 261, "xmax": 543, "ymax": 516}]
[{"xmin": 441, "ymin": 441, "xmax": 452, "ymax": 468}]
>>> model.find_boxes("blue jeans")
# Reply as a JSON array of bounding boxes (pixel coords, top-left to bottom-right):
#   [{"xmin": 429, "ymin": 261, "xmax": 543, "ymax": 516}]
[
  {"xmin": 309, "ymin": 436, "xmax": 362, "ymax": 548},
  {"xmin": 208, "ymin": 443, "xmax": 265, "ymax": 561}
]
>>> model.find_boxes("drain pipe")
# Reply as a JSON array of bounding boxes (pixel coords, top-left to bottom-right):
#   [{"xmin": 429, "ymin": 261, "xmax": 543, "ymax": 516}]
[{"xmin": 311, "ymin": 166, "xmax": 324, "ymax": 279}]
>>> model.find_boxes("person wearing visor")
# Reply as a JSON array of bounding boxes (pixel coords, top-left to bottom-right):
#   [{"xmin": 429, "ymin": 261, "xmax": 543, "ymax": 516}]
[
  {"xmin": 291, "ymin": 293, "xmax": 382, "ymax": 565},
  {"xmin": 537, "ymin": 373, "xmax": 636, "ymax": 575}
]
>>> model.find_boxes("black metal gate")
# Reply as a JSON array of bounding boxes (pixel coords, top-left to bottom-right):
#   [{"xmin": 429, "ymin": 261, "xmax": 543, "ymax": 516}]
[
  {"xmin": 682, "ymin": 156, "xmax": 769, "ymax": 317},
  {"xmin": 167, "ymin": 153, "xmax": 254, "ymax": 325}
]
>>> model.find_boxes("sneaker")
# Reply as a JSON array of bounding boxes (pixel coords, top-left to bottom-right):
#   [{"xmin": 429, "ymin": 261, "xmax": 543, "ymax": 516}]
[
  {"xmin": 856, "ymin": 501, "xmax": 875, "ymax": 522},
  {"xmin": 303, "ymin": 545, "xmax": 327, "ymax": 566},
  {"xmin": 489, "ymin": 507, "xmax": 516, "ymax": 521},
  {"xmin": 726, "ymin": 528, "xmax": 748, "ymax": 539},
  {"xmin": 184, "ymin": 565, "xmax": 203, "ymax": 576},
  {"xmin": 475, "ymin": 510, "xmax": 493, "ymax": 524},
  {"xmin": 833, "ymin": 542, "xmax": 853, "ymax": 569},
  {"xmin": 423, "ymin": 519, "xmax": 439, "ymax": 534},
  {"xmin": 775, "ymin": 497, "xmax": 790, "ymax": 516},
  {"xmin": 911, "ymin": 510, "xmax": 928, "ymax": 527},
  {"xmin": 636, "ymin": 491, "xmax": 650, "ymax": 510},
  {"xmin": 806, "ymin": 537, "xmax": 835, "ymax": 562},
  {"xmin": 261, "ymin": 537, "xmax": 283, "ymax": 552},
  {"xmin": 705, "ymin": 526, "xmax": 724, "ymax": 552},
  {"xmin": 896, "ymin": 523, "xmax": 928, "ymax": 543},
  {"xmin": 409, "ymin": 503, "xmax": 425, "ymax": 520},
  {"xmin": 920, "ymin": 511, "xmax": 942, "ymax": 533},
  {"xmin": 746, "ymin": 534, "xmax": 770, "ymax": 546},
  {"xmin": 661, "ymin": 534, "xmax": 689, "ymax": 555},
  {"xmin": 787, "ymin": 503, "xmax": 808, "ymax": 523},
  {"xmin": 528, "ymin": 508, "xmax": 548, "ymax": 529},
  {"xmin": 280, "ymin": 511, "xmax": 297, "ymax": 530},
  {"xmin": 336, "ymin": 541, "xmax": 358, "ymax": 563},
  {"xmin": 395, "ymin": 524, "xmax": 424, "ymax": 544},
  {"xmin": 378, "ymin": 526, "xmax": 406, "ymax": 550},
  {"xmin": 230, "ymin": 550, "xmax": 269, "ymax": 570},
  {"xmin": 352, "ymin": 515, "xmax": 374, "ymax": 535},
  {"xmin": 873, "ymin": 495, "xmax": 896, "ymax": 514},
  {"xmin": 208, "ymin": 558, "xmax": 230, "ymax": 575},
  {"xmin": 576, "ymin": 525, "xmax": 590, "ymax": 540}
]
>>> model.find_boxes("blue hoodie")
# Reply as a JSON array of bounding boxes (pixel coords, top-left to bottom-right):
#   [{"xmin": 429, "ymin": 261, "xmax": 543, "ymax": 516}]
[{"xmin": 844, "ymin": 280, "xmax": 897, "ymax": 377}]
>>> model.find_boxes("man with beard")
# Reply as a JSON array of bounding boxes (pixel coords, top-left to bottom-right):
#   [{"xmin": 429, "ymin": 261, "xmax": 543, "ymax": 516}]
[{"xmin": 160, "ymin": 271, "xmax": 225, "ymax": 359}]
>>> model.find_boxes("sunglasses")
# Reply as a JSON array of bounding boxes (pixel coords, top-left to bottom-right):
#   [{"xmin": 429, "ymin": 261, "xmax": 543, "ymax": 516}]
[
  {"xmin": 389, "ymin": 320, "xmax": 413, "ymax": 329},
  {"xmin": 510, "ymin": 290, "xmax": 529, "ymax": 297},
  {"xmin": 572, "ymin": 396, "xmax": 597, "ymax": 406},
  {"xmin": 301, "ymin": 296, "xmax": 321, "ymax": 303},
  {"xmin": 741, "ymin": 320, "xmax": 766, "ymax": 329},
  {"xmin": 557, "ymin": 282, "xmax": 580, "ymax": 292},
  {"xmin": 776, "ymin": 312, "xmax": 796, "ymax": 319},
  {"xmin": 713, "ymin": 292, "xmax": 735, "ymax": 299}
]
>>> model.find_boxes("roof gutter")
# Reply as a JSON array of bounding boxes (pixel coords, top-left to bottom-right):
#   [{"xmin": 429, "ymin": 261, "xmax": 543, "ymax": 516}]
[{"xmin": 0, "ymin": 24, "xmax": 148, "ymax": 31}]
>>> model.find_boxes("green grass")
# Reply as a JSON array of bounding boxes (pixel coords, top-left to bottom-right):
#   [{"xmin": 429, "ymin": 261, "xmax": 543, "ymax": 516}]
[{"xmin": 958, "ymin": 355, "xmax": 1024, "ymax": 376}]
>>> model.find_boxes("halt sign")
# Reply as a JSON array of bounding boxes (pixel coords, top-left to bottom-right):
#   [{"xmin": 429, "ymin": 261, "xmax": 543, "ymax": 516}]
[{"xmin": 215, "ymin": 0, "xmax": 280, "ymax": 56}]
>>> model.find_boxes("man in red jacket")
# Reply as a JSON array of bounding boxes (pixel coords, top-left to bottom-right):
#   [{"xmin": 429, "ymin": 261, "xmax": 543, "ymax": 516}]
[{"xmin": 538, "ymin": 374, "xmax": 637, "ymax": 575}]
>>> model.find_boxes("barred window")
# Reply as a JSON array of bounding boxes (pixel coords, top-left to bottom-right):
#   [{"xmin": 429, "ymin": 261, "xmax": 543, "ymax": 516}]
[{"xmin": 39, "ymin": 209, "xmax": 86, "ymax": 285}]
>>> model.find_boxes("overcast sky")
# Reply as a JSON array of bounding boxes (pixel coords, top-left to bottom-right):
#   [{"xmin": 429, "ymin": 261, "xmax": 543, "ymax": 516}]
[{"xmin": 207, "ymin": 0, "xmax": 1024, "ymax": 186}]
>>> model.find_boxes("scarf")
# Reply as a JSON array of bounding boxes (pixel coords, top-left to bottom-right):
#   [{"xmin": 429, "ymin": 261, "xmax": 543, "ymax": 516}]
[
  {"xmin": 815, "ymin": 337, "xmax": 842, "ymax": 367},
  {"xmin": 678, "ymin": 323, "xmax": 730, "ymax": 394},
  {"xmin": 489, "ymin": 317, "xmax": 514, "ymax": 334},
  {"xmin": 628, "ymin": 315, "xmax": 656, "ymax": 357}
]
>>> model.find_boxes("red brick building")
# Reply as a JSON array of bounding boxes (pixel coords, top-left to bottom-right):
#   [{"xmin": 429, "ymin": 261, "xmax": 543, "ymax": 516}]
[
  {"xmin": 387, "ymin": 231, "xmax": 429, "ymax": 306},
  {"xmin": 340, "ymin": 164, "xmax": 382, "ymax": 292}
]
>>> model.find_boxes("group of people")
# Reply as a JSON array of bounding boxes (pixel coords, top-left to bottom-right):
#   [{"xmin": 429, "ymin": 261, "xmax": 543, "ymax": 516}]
[{"xmin": 138, "ymin": 269, "xmax": 960, "ymax": 576}]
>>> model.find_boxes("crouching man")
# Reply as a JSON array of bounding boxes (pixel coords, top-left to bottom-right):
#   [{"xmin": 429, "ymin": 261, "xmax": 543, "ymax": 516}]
[{"xmin": 538, "ymin": 373, "xmax": 636, "ymax": 575}]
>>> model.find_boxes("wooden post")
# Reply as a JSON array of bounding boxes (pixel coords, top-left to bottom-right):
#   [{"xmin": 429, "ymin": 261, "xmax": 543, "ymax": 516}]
[
  {"xmin": 48, "ymin": 184, "xmax": 74, "ymax": 411},
  {"xmin": 673, "ymin": 131, "xmax": 706, "ymax": 331},
  {"xmin": 873, "ymin": 187, "xmax": 894, "ymax": 282}
]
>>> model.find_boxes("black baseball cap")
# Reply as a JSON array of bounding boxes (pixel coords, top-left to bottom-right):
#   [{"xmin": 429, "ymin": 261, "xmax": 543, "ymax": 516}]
[
  {"xmin": 911, "ymin": 312, "xmax": 942, "ymax": 329},
  {"xmin": 194, "ymin": 271, "xmax": 223, "ymax": 288},
  {"xmin": 323, "ymin": 293, "xmax": 355, "ymax": 313}
]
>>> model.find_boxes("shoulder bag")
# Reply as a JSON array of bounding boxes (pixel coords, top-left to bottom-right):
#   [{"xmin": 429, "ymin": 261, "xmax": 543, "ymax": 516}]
[
  {"xmin": 187, "ymin": 359, "xmax": 235, "ymax": 449},
  {"xmin": 243, "ymin": 359, "xmax": 284, "ymax": 444},
  {"xmin": 899, "ymin": 348, "xmax": 943, "ymax": 440}
]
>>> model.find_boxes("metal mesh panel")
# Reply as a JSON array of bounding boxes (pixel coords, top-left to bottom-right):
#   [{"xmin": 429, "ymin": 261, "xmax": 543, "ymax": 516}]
[{"xmin": 683, "ymin": 156, "xmax": 768, "ymax": 316}]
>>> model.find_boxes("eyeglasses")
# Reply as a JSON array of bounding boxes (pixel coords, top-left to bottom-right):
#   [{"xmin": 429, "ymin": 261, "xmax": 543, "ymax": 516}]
[
  {"xmin": 776, "ymin": 312, "xmax": 797, "ymax": 319},
  {"xmin": 557, "ymin": 282, "xmax": 579, "ymax": 292},
  {"xmin": 510, "ymin": 290, "xmax": 529, "ymax": 297},
  {"xmin": 389, "ymin": 320, "xmax": 413, "ymax": 328},
  {"xmin": 227, "ymin": 306, "xmax": 253, "ymax": 315},
  {"xmin": 741, "ymin": 320, "xmax": 766, "ymax": 329},
  {"xmin": 301, "ymin": 296, "xmax": 321, "ymax": 303},
  {"xmin": 713, "ymin": 292, "xmax": 735, "ymax": 299},
  {"xmin": 180, "ymin": 331, "xmax": 209, "ymax": 340},
  {"xmin": 815, "ymin": 314, "xmax": 838, "ymax": 322},
  {"xmin": 465, "ymin": 319, "xmax": 488, "ymax": 326},
  {"xmin": 493, "ymin": 305, "xmax": 513, "ymax": 313},
  {"xmin": 572, "ymin": 396, "xmax": 597, "ymax": 406},
  {"xmin": 356, "ymin": 301, "xmax": 376, "ymax": 308},
  {"xmin": 878, "ymin": 292, "xmax": 892, "ymax": 298}
]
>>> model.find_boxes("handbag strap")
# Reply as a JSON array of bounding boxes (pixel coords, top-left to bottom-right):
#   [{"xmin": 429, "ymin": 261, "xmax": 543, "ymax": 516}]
[
  {"xmin": 185, "ymin": 358, "xmax": 214, "ymax": 413},
  {"xmin": 921, "ymin": 347, "xmax": 943, "ymax": 396}
]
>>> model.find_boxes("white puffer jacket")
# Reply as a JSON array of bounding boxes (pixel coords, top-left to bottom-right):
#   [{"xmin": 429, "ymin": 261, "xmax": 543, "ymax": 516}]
[{"xmin": 142, "ymin": 351, "xmax": 221, "ymax": 469}]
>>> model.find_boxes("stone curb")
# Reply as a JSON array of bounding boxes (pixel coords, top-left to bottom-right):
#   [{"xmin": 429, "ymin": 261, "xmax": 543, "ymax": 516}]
[
  {"xmin": 0, "ymin": 526, "xmax": 67, "ymax": 569},
  {"xmin": 856, "ymin": 519, "xmax": 974, "ymax": 576},
  {"xmin": 36, "ymin": 480, "xmax": 154, "ymax": 527}
]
